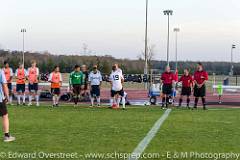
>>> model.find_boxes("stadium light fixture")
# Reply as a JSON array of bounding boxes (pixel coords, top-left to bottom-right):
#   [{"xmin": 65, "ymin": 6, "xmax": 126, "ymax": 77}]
[
  {"xmin": 21, "ymin": 28, "xmax": 27, "ymax": 67},
  {"xmin": 173, "ymin": 28, "xmax": 180, "ymax": 71},
  {"xmin": 163, "ymin": 10, "xmax": 173, "ymax": 66}
]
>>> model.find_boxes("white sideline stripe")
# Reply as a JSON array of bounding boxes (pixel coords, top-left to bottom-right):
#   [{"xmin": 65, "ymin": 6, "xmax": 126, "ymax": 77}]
[{"xmin": 128, "ymin": 109, "xmax": 172, "ymax": 160}]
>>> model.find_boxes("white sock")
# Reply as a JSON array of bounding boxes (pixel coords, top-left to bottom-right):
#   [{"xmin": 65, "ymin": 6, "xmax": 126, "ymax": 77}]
[
  {"xmin": 117, "ymin": 97, "xmax": 121, "ymax": 106},
  {"xmin": 56, "ymin": 96, "xmax": 60, "ymax": 104},
  {"xmin": 9, "ymin": 96, "xmax": 12, "ymax": 104},
  {"xmin": 97, "ymin": 97, "xmax": 101, "ymax": 105},
  {"xmin": 29, "ymin": 95, "xmax": 32, "ymax": 104},
  {"xmin": 22, "ymin": 94, "xmax": 26, "ymax": 103},
  {"xmin": 122, "ymin": 97, "xmax": 126, "ymax": 109},
  {"xmin": 110, "ymin": 98, "xmax": 113, "ymax": 106},
  {"xmin": 52, "ymin": 96, "xmax": 56, "ymax": 105},
  {"xmin": 90, "ymin": 97, "xmax": 94, "ymax": 106},
  {"xmin": 17, "ymin": 95, "xmax": 21, "ymax": 104},
  {"xmin": 35, "ymin": 95, "xmax": 39, "ymax": 103}
]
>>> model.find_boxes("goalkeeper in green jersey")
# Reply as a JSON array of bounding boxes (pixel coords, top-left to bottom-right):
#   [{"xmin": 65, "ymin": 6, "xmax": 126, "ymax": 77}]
[{"xmin": 69, "ymin": 65, "xmax": 85, "ymax": 106}]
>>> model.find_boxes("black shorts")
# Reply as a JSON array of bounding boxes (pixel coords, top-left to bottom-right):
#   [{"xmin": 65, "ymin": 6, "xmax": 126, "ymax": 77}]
[
  {"xmin": 162, "ymin": 84, "xmax": 172, "ymax": 95},
  {"xmin": 7, "ymin": 83, "xmax": 12, "ymax": 94},
  {"xmin": 51, "ymin": 88, "xmax": 61, "ymax": 95},
  {"xmin": 194, "ymin": 84, "xmax": 206, "ymax": 97},
  {"xmin": 90, "ymin": 85, "xmax": 100, "ymax": 97},
  {"xmin": 83, "ymin": 84, "xmax": 88, "ymax": 90},
  {"xmin": 29, "ymin": 83, "xmax": 39, "ymax": 92},
  {"xmin": 0, "ymin": 102, "xmax": 7, "ymax": 117},
  {"xmin": 111, "ymin": 88, "xmax": 124, "ymax": 97},
  {"xmin": 181, "ymin": 87, "xmax": 192, "ymax": 96},
  {"xmin": 73, "ymin": 84, "xmax": 81, "ymax": 95},
  {"xmin": 16, "ymin": 84, "xmax": 25, "ymax": 93}
]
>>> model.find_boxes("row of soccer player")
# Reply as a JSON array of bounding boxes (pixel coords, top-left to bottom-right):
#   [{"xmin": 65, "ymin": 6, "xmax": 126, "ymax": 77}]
[
  {"xmin": 161, "ymin": 62, "xmax": 208, "ymax": 109},
  {"xmin": 1, "ymin": 61, "xmax": 126, "ymax": 108}
]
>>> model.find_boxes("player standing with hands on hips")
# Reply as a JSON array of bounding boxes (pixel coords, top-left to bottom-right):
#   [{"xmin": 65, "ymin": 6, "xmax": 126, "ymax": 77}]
[
  {"xmin": 0, "ymin": 69, "xmax": 15, "ymax": 142},
  {"xmin": 109, "ymin": 64, "xmax": 125, "ymax": 110},
  {"xmin": 193, "ymin": 63, "xmax": 208, "ymax": 110},
  {"xmin": 88, "ymin": 65, "xmax": 102, "ymax": 107}
]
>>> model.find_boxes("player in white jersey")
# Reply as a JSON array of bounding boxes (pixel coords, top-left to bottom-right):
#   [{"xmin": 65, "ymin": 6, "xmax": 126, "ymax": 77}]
[
  {"xmin": 0, "ymin": 69, "xmax": 15, "ymax": 142},
  {"xmin": 88, "ymin": 65, "xmax": 102, "ymax": 107},
  {"xmin": 109, "ymin": 64, "xmax": 125, "ymax": 109}
]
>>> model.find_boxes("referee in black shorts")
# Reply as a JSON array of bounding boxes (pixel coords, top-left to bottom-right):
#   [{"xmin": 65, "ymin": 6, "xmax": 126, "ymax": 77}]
[{"xmin": 193, "ymin": 63, "xmax": 209, "ymax": 110}]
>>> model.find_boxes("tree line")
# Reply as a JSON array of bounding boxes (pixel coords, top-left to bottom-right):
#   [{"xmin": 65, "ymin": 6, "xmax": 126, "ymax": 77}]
[{"xmin": 0, "ymin": 50, "xmax": 239, "ymax": 75}]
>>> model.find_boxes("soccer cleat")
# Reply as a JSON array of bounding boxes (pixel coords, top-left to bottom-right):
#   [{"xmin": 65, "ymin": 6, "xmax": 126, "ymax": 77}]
[
  {"xmin": 3, "ymin": 135, "xmax": 16, "ymax": 142},
  {"xmin": 36, "ymin": 103, "xmax": 40, "ymax": 107},
  {"xmin": 28, "ymin": 103, "xmax": 32, "ymax": 106},
  {"xmin": 52, "ymin": 104, "xmax": 56, "ymax": 107},
  {"xmin": 23, "ymin": 103, "xmax": 26, "ymax": 106},
  {"xmin": 112, "ymin": 104, "xmax": 119, "ymax": 109},
  {"xmin": 55, "ymin": 104, "xmax": 59, "ymax": 107},
  {"xmin": 97, "ymin": 104, "xmax": 101, "ymax": 108}
]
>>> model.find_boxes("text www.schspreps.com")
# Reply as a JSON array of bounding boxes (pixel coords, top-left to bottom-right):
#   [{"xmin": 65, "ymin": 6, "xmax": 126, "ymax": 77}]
[{"xmin": 83, "ymin": 152, "xmax": 160, "ymax": 159}]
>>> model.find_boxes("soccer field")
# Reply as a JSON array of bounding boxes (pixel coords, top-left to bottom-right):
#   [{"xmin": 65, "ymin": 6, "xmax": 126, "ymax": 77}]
[{"xmin": 0, "ymin": 105, "xmax": 239, "ymax": 160}]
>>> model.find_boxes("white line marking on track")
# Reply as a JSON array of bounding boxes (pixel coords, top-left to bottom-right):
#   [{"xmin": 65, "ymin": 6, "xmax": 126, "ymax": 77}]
[{"xmin": 128, "ymin": 109, "xmax": 172, "ymax": 160}]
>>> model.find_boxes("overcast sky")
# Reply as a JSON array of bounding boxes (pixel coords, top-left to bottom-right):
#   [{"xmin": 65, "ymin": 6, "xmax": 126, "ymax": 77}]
[{"xmin": 1, "ymin": 0, "xmax": 240, "ymax": 62}]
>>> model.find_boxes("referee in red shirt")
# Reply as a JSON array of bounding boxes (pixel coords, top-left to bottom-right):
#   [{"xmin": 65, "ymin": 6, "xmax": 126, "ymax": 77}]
[
  {"xmin": 161, "ymin": 66, "xmax": 175, "ymax": 108},
  {"xmin": 193, "ymin": 63, "xmax": 208, "ymax": 110},
  {"xmin": 178, "ymin": 68, "xmax": 193, "ymax": 108}
]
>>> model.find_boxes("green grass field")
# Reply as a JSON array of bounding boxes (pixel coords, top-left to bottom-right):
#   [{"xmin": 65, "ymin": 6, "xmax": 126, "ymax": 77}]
[{"xmin": 0, "ymin": 105, "xmax": 239, "ymax": 160}]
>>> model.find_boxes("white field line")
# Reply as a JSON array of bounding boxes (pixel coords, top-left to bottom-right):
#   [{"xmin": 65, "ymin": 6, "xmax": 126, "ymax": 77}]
[{"xmin": 128, "ymin": 109, "xmax": 172, "ymax": 160}]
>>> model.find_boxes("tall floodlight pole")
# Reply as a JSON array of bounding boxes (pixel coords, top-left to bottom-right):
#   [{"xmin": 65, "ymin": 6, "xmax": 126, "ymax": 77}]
[
  {"xmin": 173, "ymin": 28, "xmax": 180, "ymax": 71},
  {"xmin": 230, "ymin": 44, "xmax": 236, "ymax": 75},
  {"xmin": 144, "ymin": 0, "xmax": 148, "ymax": 76},
  {"xmin": 144, "ymin": 0, "xmax": 149, "ymax": 89},
  {"xmin": 21, "ymin": 28, "xmax": 26, "ymax": 67},
  {"xmin": 163, "ymin": 10, "xmax": 173, "ymax": 66}
]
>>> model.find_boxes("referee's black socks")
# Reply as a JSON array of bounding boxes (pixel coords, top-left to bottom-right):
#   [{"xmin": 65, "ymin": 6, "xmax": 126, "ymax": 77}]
[
  {"xmin": 194, "ymin": 98, "xmax": 199, "ymax": 108},
  {"xmin": 202, "ymin": 97, "xmax": 206, "ymax": 109},
  {"xmin": 179, "ymin": 98, "xmax": 183, "ymax": 107},
  {"xmin": 187, "ymin": 98, "xmax": 190, "ymax": 107},
  {"xmin": 162, "ymin": 97, "xmax": 166, "ymax": 107}
]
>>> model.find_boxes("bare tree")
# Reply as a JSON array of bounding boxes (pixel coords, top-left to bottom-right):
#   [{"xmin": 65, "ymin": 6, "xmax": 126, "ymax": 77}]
[{"xmin": 140, "ymin": 44, "xmax": 156, "ymax": 70}]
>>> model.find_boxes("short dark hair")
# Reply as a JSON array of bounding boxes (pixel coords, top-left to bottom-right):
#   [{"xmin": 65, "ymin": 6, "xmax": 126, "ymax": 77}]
[
  {"xmin": 54, "ymin": 65, "xmax": 59, "ymax": 70},
  {"xmin": 75, "ymin": 65, "xmax": 80, "ymax": 69},
  {"xmin": 3, "ymin": 61, "xmax": 8, "ymax": 65},
  {"xmin": 198, "ymin": 62, "xmax": 203, "ymax": 66}
]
